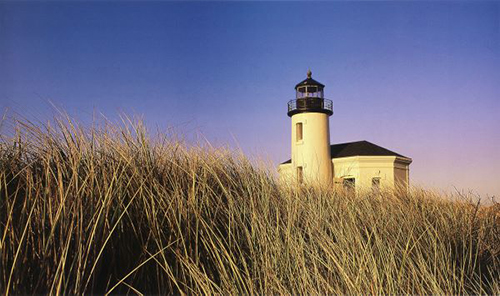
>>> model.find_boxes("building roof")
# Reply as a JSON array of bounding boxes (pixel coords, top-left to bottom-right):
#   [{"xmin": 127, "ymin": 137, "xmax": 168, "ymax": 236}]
[
  {"xmin": 295, "ymin": 77, "xmax": 325, "ymax": 90},
  {"xmin": 295, "ymin": 69, "xmax": 325, "ymax": 89},
  {"xmin": 281, "ymin": 140, "xmax": 409, "ymax": 164},
  {"xmin": 330, "ymin": 140, "xmax": 407, "ymax": 158}
]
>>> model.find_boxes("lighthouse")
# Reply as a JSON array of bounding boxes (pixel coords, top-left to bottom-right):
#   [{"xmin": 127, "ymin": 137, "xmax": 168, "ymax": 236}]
[
  {"xmin": 286, "ymin": 70, "xmax": 333, "ymax": 185},
  {"xmin": 279, "ymin": 71, "xmax": 412, "ymax": 192}
]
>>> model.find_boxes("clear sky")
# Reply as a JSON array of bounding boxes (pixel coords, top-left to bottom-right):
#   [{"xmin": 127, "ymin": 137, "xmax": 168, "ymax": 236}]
[{"xmin": 1, "ymin": 1, "xmax": 499, "ymax": 199}]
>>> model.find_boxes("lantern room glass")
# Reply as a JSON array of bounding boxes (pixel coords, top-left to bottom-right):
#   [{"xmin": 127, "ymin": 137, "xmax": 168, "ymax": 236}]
[{"xmin": 296, "ymin": 86, "xmax": 324, "ymax": 99}]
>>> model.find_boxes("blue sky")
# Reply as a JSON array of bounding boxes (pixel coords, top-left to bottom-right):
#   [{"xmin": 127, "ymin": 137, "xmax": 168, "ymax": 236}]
[{"xmin": 1, "ymin": 1, "xmax": 499, "ymax": 198}]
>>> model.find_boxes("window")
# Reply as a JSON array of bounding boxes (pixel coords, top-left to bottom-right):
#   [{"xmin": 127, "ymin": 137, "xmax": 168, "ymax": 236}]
[
  {"xmin": 297, "ymin": 166, "xmax": 303, "ymax": 184},
  {"xmin": 296, "ymin": 122, "xmax": 303, "ymax": 142},
  {"xmin": 307, "ymin": 86, "xmax": 318, "ymax": 93},
  {"xmin": 343, "ymin": 178, "xmax": 355, "ymax": 192},
  {"xmin": 372, "ymin": 177, "xmax": 381, "ymax": 192},
  {"xmin": 297, "ymin": 87, "xmax": 306, "ymax": 98}
]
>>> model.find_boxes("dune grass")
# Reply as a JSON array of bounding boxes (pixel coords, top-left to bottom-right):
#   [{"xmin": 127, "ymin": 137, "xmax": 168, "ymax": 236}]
[{"xmin": 0, "ymin": 114, "xmax": 498, "ymax": 294}]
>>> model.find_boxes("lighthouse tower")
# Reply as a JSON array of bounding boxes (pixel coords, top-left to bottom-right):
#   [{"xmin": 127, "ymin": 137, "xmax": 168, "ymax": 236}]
[{"xmin": 287, "ymin": 70, "xmax": 333, "ymax": 185}]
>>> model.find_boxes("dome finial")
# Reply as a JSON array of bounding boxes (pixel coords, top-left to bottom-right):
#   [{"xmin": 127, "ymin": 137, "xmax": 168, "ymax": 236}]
[{"xmin": 307, "ymin": 69, "xmax": 312, "ymax": 78}]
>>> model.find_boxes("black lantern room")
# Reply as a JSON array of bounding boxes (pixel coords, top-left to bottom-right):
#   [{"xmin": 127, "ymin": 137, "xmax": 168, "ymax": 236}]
[{"xmin": 287, "ymin": 70, "xmax": 333, "ymax": 117}]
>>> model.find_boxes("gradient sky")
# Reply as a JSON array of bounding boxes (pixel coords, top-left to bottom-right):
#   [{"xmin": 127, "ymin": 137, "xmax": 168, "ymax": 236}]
[{"xmin": 1, "ymin": 1, "xmax": 499, "ymax": 199}]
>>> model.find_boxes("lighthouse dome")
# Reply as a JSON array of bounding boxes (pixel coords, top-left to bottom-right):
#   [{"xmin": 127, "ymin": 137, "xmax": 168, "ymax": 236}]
[{"xmin": 295, "ymin": 70, "xmax": 325, "ymax": 90}]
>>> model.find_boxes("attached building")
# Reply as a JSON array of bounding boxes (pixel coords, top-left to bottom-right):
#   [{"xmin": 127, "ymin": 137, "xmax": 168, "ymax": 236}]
[{"xmin": 279, "ymin": 140, "xmax": 412, "ymax": 192}]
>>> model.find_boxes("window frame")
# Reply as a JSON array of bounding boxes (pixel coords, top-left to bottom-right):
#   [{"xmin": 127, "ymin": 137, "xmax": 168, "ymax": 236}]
[
  {"xmin": 297, "ymin": 166, "xmax": 303, "ymax": 184},
  {"xmin": 296, "ymin": 122, "xmax": 303, "ymax": 142}
]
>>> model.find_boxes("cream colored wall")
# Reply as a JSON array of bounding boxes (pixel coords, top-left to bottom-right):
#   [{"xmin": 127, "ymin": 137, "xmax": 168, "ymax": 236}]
[
  {"xmin": 277, "ymin": 163, "xmax": 293, "ymax": 183},
  {"xmin": 394, "ymin": 158, "xmax": 412, "ymax": 190},
  {"xmin": 291, "ymin": 112, "xmax": 332, "ymax": 185},
  {"xmin": 332, "ymin": 156, "xmax": 412, "ymax": 192}
]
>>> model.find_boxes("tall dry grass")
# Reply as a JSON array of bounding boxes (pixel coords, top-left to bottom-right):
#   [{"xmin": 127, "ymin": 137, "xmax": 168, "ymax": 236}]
[{"xmin": 0, "ymin": 114, "xmax": 498, "ymax": 294}]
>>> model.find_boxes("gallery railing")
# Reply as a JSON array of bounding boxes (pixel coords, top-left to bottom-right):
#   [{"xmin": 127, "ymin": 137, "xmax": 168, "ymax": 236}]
[{"xmin": 287, "ymin": 98, "xmax": 333, "ymax": 116}]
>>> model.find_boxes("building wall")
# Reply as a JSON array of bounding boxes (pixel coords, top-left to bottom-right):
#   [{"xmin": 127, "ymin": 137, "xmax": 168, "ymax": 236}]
[
  {"xmin": 394, "ymin": 158, "xmax": 411, "ymax": 189},
  {"xmin": 278, "ymin": 163, "xmax": 293, "ymax": 183},
  {"xmin": 332, "ymin": 156, "xmax": 412, "ymax": 192},
  {"xmin": 279, "ymin": 154, "xmax": 412, "ymax": 192},
  {"xmin": 290, "ymin": 112, "xmax": 332, "ymax": 185}
]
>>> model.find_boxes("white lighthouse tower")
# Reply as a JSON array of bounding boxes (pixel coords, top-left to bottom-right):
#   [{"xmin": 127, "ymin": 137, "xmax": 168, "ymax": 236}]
[{"xmin": 285, "ymin": 70, "xmax": 333, "ymax": 185}]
